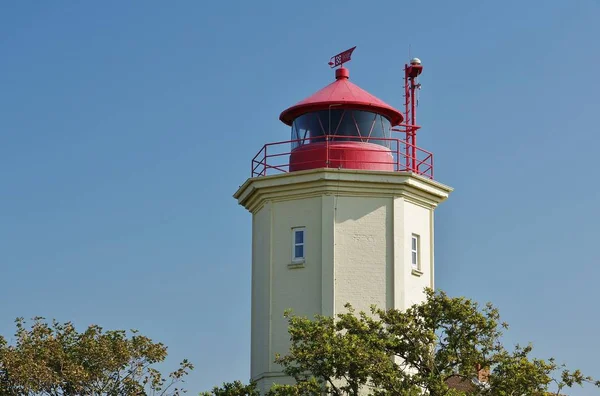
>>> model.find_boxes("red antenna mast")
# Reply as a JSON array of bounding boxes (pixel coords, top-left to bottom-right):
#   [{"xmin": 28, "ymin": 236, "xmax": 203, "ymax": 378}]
[
  {"xmin": 402, "ymin": 58, "xmax": 423, "ymax": 172},
  {"xmin": 328, "ymin": 46, "xmax": 357, "ymax": 68}
]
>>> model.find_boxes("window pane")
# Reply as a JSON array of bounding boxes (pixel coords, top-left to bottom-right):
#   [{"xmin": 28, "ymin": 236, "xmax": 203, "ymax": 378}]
[
  {"xmin": 292, "ymin": 112, "xmax": 325, "ymax": 149},
  {"xmin": 295, "ymin": 245, "xmax": 304, "ymax": 259},
  {"xmin": 354, "ymin": 111, "xmax": 377, "ymax": 139},
  {"xmin": 323, "ymin": 109, "xmax": 344, "ymax": 136},
  {"xmin": 412, "ymin": 252, "xmax": 417, "ymax": 265},
  {"xmin": 412, "ymin": 237, "xmax": 417, "ymax": 251},
  {"xmin": 332, "ymin": 110, "xmax": 357, "ymax": 140},
  {"xmin": 295, "ymin": 230, "xmax": 304, "ymax": 244}
]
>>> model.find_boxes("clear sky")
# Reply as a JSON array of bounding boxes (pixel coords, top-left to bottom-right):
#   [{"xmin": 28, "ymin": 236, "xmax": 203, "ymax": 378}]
[{"xmin": 1, "ymin": 1, "xmax": 599, "ymax": 394}]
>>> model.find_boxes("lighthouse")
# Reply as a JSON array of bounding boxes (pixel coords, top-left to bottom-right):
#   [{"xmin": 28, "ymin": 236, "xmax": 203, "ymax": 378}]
[{"xmin": 234, "ymin": 48, "xmax": 452, "ymax": 392}]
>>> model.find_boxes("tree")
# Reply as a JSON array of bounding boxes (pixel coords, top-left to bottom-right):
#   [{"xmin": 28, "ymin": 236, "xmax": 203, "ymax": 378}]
[
  {"xmin": 199, "ymin": 380, "xmax": 260, "ymax": 396},
  {"xmin": 204, "ymin": 289, "xmax": 599, "ymax": 395},
  {"xmin": 0, "ymin": 317, "xmax": 193, "ymax": 395},
  {"xmin": 200, "ymin": 380, "xmax": 323, "ymax": 396}
]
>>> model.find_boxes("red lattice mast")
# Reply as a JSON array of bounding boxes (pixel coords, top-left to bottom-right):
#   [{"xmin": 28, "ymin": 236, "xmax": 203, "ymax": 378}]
[{"xmin": 403, "ymin": 58, "xmax": 423, "ymax": 172}]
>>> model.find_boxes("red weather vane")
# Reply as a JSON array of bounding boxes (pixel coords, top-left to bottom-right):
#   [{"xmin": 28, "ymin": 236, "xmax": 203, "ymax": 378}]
[{"xmin": 328, "ymin": 46, "xmax": 357, "ymax": 68}]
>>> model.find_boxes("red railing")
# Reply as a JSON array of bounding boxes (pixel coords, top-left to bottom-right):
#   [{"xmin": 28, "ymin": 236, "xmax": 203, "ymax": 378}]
[{"xmin": 251, "ymin": 136, "xmax": 433, "ymax": 179}]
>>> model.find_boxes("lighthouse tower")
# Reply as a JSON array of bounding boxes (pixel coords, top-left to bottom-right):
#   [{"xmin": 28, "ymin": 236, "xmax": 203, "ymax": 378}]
[{"xmin": 234, "ymin": 48, "xmax": 452, "ymax": 392}]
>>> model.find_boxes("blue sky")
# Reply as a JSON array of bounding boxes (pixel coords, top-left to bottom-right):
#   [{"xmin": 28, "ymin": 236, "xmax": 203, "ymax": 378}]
[{"xmin": 1, "ymin": 0, "xmax": 599, "ymax": 394}]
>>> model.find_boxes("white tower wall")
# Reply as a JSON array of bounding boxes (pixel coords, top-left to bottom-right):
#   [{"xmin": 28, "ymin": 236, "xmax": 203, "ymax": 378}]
[{"xmin": 235, "ymin": 169, "xmax": 452, "ymax": 393}]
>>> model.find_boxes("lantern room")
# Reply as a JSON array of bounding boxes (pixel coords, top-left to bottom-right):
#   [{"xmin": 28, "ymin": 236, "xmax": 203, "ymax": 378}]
[
  {"xmin": 250, "ymin": 48, "xmax": 434, "ymax": 179},
  {"xmin": 279, "ymin": 67, "xmax": 403, "ymax": 172}
]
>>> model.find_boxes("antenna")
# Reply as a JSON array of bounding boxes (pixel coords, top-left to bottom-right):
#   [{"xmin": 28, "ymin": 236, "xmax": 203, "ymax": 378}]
[
  {"xmin": 403, "ymin": 57, "xmax": 423, "ymax": 173},
  {"xmin": 328, "ymin": 46, "xmax": 357, "ymax": 68}
]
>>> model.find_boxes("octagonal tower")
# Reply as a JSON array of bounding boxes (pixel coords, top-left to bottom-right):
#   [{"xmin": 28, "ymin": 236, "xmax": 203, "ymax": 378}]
[{"xmin": 235, "ymin": 47, "xmax": 452, "ymax": 393}]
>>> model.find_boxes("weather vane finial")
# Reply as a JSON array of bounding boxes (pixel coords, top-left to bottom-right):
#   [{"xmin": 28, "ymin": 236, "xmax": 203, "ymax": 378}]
[{"xmin": 328, "ymin": 46, "xmax": 356, "ymax": 68}]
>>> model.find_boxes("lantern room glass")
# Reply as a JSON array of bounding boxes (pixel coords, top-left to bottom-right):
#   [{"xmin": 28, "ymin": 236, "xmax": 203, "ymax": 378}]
[{"xmin": 291, "ymin": 109, "xmax": 392, "ymax": 150}]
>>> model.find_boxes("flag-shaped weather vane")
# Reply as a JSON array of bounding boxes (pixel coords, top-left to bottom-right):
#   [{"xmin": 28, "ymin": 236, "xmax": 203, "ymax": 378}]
[{"xmin": 328, "ymin": 46, "xmax": 356, "ymax": 68}]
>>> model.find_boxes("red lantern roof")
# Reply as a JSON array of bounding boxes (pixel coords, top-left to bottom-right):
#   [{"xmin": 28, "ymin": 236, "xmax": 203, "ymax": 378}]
[{"xmin": 279, "ymin": 67, "xmax": 404, "ymax": 126}]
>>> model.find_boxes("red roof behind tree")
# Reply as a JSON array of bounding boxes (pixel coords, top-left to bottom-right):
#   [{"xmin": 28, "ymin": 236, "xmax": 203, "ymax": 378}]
[{"xmin": 279, "ymin": 67, "xmax": 404, "ymax": 126}]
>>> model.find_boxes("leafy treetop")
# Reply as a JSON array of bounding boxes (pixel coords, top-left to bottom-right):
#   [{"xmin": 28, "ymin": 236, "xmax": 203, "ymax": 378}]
[
  {"xmin": 204, "ymin": 289, "xmax": 599, "ymax": 396},
  {"xmin": 0, "ymin": 317, "xmax": 193, "ymax": 396}
]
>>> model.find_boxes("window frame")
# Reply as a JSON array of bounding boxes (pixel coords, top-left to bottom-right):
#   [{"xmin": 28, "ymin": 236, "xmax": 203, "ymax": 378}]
[
  {"xmin": 290, "ymin": 109, "xmax": 392, "ymax": 150},
  {"xmin": 411, "ymin": 234, "xmax": 420, "ymax": 270},
  {"xmin": 292, "ymin": 227, "xmax": 306, "ymax": 263}
]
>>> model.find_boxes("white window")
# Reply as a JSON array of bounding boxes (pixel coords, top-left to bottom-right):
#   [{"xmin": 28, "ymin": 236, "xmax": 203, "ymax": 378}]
[
  {"xmin": 292, "ymin": 227, "xmax": 305, "ymax": 262},
  {"xmin": 411, "ymin": 234, "xmax": 420, "ymax": 269}
]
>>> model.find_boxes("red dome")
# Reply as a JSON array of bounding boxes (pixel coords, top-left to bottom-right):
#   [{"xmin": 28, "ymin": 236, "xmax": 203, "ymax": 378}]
[{"xmin": 279, "ymin": 67, "xmax": 403, "ymax": 126}]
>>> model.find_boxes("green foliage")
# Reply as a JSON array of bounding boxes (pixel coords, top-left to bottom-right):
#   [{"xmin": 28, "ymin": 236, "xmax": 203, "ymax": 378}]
[
  {"xmin": 201, "ymin": 379, "xmax": 322, "ymax": 396},
  {"xmin": 205, "ymin": 288, "xmax": 599, "ymax": 395},
  {"xmin": 199, "ymin": 380, "xmax": 260, "ymax": 396},
  {"xmin": 266, "ymin": 378, "xmax": 322, "ymax": 396},
  {"xmin": 274, "ymin": 289, "xmax": 599, "ymax": 395},
  {"xmin": 0, "ymin": 317, "xmax": 193, "ymax": 395}
]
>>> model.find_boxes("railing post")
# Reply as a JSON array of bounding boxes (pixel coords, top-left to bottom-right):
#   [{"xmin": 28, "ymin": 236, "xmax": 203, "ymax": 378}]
[
  {"xmin": 405, "ymin": 137, "xmax": 410, "ymax": 172},
  {"xmin": 415, "ymin": 152, "xmax": 420, "ymax": 175},
  {"xmin": 430, "ymin": 155, "xmax": 434, "ymax": 179},
  {"xmin": 325, "ymin": 135, "xmax": 329, "ymax": 168},
  {"xmin": 396, "ymin": 139, "xmax": 400, "ymax": 171},
  {"xmin": 263, "ymin": 145, "xmax": 267, "ymax": 176},
  {"xmin": 412, "ymin": 134, "xmax": 417, "ymax": 173}
]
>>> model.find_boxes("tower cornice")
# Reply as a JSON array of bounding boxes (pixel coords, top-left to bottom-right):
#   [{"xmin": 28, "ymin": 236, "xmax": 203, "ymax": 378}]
[{"xmin": 234, "ymin": 169, "xmax": 453, "ymax": 214}]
